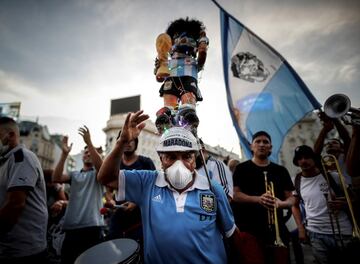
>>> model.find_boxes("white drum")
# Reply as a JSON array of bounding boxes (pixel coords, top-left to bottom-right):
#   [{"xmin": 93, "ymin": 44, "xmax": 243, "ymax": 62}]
[{"xmin": 75, "ymin": 238, "xmax": 140, "ymax": 264}]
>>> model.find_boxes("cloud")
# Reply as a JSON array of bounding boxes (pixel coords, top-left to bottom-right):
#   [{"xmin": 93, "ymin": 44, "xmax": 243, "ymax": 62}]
[{"xmin": 0, "ymin": 70, "xmax": 40, "ymax": 100}]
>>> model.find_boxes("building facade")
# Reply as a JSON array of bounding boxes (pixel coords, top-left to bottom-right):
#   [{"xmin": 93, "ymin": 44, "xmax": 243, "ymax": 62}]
[
  {"xmin": 19, "ymin": 120, "xmax": 75, "ymax": 173},
  {"xmin": 279, "ymin": 112, "xmax": 322, "ymax": 179},
  {"xmin": 19, "ymin": 121, "xmax": 55, "ymax": 170}
]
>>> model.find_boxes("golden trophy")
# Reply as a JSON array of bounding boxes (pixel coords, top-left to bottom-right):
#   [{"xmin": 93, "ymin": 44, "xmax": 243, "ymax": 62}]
[{"xmin": 155, "ymin": 33, "xmax": 172, "ymax": 82}]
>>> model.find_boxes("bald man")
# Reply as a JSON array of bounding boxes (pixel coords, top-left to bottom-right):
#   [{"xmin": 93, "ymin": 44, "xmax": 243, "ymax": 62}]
[{"xmin": 0, "ymin": 116, "xmax": 48, "ymax": 264}]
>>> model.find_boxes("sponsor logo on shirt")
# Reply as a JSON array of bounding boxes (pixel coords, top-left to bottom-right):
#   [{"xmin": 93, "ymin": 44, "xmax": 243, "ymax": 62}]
[
  {"xmin": 152, "ymin": 194, "xmax": 162, "ymax": 203},
  {"xmin": 320, "ymin": 182, "xmax": 329, "ymax": 194}
]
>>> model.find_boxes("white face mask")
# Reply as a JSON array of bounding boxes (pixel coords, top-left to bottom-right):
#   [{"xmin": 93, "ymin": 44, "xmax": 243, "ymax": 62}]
[{"xmin": 165, "ymin": 160, "xmax": 194, "ymax": 190}]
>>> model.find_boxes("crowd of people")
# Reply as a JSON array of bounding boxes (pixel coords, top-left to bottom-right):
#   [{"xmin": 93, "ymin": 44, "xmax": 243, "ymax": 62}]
[
  {"xmin": 1, "ymin": 15, "xmax": 360, "ymax": 264},
  {"xmin": 1, "ymin": 107, "xmax": 359, "ymax": 264}
]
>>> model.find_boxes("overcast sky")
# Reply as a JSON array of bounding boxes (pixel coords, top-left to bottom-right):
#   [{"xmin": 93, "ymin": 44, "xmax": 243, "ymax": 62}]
[{"xmin": 1, "ymin": 0, "xmax": 359, "ymax": 155}]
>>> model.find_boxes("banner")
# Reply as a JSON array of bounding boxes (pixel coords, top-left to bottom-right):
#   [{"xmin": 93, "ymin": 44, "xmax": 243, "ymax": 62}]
[{"xmin": 213, "ymin": 1, "xmax": 321, "ymax": 161}]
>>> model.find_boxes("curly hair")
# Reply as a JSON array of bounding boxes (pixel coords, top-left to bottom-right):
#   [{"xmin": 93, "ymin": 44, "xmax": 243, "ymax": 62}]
[{"xmin": 166, "ymin": 17, "xmax": 205, "ymax": 40}]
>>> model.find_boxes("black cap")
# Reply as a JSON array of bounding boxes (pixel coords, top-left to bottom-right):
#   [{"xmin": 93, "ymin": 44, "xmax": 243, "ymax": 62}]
[
  {"xmin": 252, "ymin": 131, "xmax": 271, "ymax": 143},
  {"xmin": 293, "ymin": 145, "xmax": 318, "ymax": 166}
]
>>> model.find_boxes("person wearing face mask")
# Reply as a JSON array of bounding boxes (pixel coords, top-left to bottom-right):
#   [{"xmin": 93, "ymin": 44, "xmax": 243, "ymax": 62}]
[
  {"xmin": 97, "ymin": 110, "xmax": 242, "ymax": 264},
  {"xmin": 0, "ymin": 116, "xmax": 48, "ymax": 264}
]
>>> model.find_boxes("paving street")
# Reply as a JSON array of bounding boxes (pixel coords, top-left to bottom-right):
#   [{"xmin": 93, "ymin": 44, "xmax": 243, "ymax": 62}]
[{"xmin": 289, "ymin": 242, "xmax": 316, "ymax": 264}]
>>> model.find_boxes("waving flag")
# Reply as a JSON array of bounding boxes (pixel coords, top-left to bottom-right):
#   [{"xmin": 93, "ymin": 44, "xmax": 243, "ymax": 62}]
[{"xmin": 213, "ymin": 1, "xmax": 321, "ymax": 161}]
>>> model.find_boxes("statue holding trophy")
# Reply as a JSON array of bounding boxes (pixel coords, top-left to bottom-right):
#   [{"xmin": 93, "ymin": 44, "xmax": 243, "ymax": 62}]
[{"xmin": 154, "ymin": 17, "xmax": 209, "ymax": 135}]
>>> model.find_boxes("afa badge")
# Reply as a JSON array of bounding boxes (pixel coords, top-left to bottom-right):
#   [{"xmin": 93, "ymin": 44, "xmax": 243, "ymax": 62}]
[
  {"xmin": 164, "ymin": 80, "xmax": 172, "ymax": 90},
  {"xmin": 200, "ymin": 194, "xmax": 216, "ymax": 213}
]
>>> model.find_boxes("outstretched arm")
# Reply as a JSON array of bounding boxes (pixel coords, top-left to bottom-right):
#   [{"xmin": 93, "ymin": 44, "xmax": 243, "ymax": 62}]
[
  {"xmin": 314, "ymin": 112, "xmax": 334, "ymax": 154},
  {"xmin": 79, "ymin": 125, "xmax": 102, "ymax": 172},
  {"xmin": 333, "ymin": 118, "xmax": 351, "ymax": 155},
  {"xmin": 52, "ymin": 136, "xmax": 72, "ymax": 183},
  {"xmin": 97, "ymin": 110, "xmax": 149, "ymax": 187}
]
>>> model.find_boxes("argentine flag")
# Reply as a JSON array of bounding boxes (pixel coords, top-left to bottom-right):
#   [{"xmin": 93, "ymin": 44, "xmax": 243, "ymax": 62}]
[{"xmin": 215, "ymin": 2, "xmax": 321, "ymax": 161}]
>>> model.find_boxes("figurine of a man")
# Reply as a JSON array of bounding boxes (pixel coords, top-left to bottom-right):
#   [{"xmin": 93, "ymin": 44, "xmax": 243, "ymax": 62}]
[{"xmin": 154, "ymin": 17, "xmax": 209, "ymax": 135}]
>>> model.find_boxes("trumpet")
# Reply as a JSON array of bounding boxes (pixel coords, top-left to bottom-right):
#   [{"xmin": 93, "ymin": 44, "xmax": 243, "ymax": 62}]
[
  {"xmin": 321, "ymin": 154, "xmax": 360, "ymax": 239},
  {"xmin": 264, "ymin": 171, "xmax": 286, "ymax": 247},
  {"xmin": 324, "ymin": 93, "xmax": 360, "ymax": 125}
]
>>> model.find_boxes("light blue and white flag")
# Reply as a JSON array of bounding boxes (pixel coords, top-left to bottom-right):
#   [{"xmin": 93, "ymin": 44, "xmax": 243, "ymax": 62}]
[{"xmin": 213, "ymin": 2, "xmax": 321, "ymax": 161}]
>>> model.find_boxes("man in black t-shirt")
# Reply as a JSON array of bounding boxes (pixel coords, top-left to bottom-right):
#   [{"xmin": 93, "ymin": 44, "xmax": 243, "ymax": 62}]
[{"xmin": 232, "ymin": 131, "xmax": 295, "ymax": 264}]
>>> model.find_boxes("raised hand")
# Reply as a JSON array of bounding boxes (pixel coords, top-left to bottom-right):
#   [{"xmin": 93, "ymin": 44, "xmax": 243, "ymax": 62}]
[
  {"xmin": 61, "ymin": 136, "xmax": 73, "ymax": 155},
  {"xmin": 117, "ymin": 110, "xmax": 149, "ymax": 145},
  {"xmin": 78, "ymin": 125, "xmax": 92, "ymax": 146},
  {"xmin": 318, "ymin": 111, "xmax": 334, "ymax": 131}
]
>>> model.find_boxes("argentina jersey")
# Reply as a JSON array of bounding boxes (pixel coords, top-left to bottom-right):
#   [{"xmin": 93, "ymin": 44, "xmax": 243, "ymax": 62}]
[
  {"xmin": 117, "ymin": 170, "xmax": 236, "ymax": 264},
  {"xmin": 169, "ymin": 56, "xmax": 198, "ymax": 79}
]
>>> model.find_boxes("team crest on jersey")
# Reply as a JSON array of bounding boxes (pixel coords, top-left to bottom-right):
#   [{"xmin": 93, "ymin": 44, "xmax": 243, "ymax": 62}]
[
  {"xmin": 200, "ymin": 194, "xmax": 216, "ymax": 213},
  {"xmin": 164, "ymin": 80, "xmax": 172, "ymax": 90}
]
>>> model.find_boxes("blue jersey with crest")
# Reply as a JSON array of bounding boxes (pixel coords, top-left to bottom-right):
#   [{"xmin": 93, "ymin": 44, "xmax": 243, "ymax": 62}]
[{"xmin": 117, "ymin": 170, "xmax": 235, "ymax": 264}]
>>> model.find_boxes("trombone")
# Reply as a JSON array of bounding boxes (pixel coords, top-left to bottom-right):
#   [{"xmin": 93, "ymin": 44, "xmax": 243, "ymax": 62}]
[
  {"xmin": 264, "ymin": 171, "xmax": 286, "ymax": 247},
  {"xmin": 321, "ymin": 154, "xmax": 360, "ymax": 239}
]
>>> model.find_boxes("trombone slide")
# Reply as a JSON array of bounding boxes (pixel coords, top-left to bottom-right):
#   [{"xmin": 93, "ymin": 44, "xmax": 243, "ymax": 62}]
[{"xmin": 321, "ymin": 154, "xmax": 360, "ymax": 239}]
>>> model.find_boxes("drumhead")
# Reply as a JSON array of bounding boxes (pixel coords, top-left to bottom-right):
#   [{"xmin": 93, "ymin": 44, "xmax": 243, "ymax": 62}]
[{"xmin": 74, "ymin": 238, "xmax": 139, "ymax": 264}]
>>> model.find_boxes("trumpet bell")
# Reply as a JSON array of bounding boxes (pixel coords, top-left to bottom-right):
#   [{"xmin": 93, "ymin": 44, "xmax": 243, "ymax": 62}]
[{"xmin": 324, "ymin": 94, "xmax": 351, "ymax": 119}]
